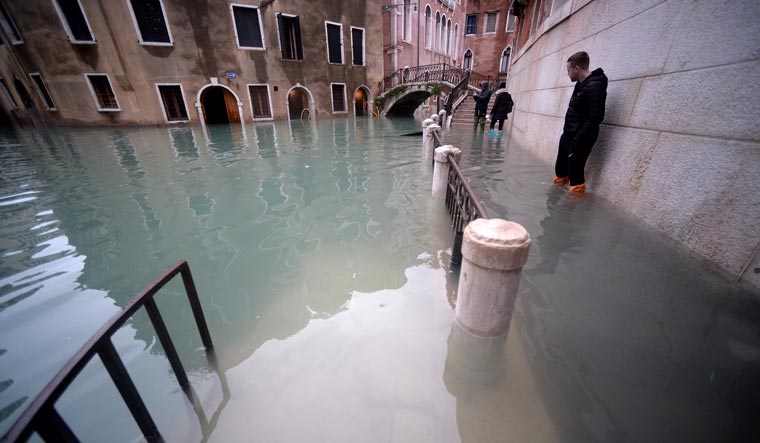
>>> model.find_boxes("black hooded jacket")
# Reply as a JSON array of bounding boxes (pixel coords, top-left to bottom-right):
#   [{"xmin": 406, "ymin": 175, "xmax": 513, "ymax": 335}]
[
  {"xmin": 490, "ymin": 89, "xmax": 513, "ymax": 120},
  {"xmin": 563, "ymin": 68, "xmax": 608, "ymax": 144},
  {"xmin": 473, "ymin": 88, "xmax": 493, "ymax": 113}
]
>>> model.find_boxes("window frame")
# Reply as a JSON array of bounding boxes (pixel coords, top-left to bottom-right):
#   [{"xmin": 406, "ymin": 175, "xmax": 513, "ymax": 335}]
[
  {"xmin": 505, "ymin": 9, "xmax": 516, "ymax": 32},
  {"xmin": 84, "ymin": 73, "xmax": 121, "ymax": 112},
  {"xmin": 29, "ymin": 73, "xmax": 57, "ymax": 111},
  {"xmin": 0, "ymin": 78, "xmax": 18, "ymax": 109},
  {"xmin": 125, "ymin": 0, "xmax": 173, "ymax": 46},
  {"xmin": 52, "ymin": 0, "xmax": 96, "ymax": 44},
  {"xmin": 464, "ymin": 14, "xmax": 477, "ymax": 35},
  {"xmin": 230, "ymin": 3, "xmax": 266, "ymax": 51},
  {"xmin": 350, "ymin": 26, "xmax": 365, "ymax": 67},
  {"xmin": 324, "ymin": 20, "xmax": 344, "ymax": 65},
  {"xmin": 155, "ymin": 83, "xmax": 189, "ymax": 123},
  {"xmin": 0, "ymin": 1, "xmax": 23, "ymax": 45},
  {"xmin": 247, "ymin": 83, "xmax": 274, "ymax": 121},
  {"xmin": 484, "ymin": 11, "xmax": 498, "ymax": 35},
  {"xmin": 330, "ymin": 82, "xmax": 347, "ymax": 114},
  {"xmin": 275, "ymin": 12, "xmax": 302, "ymax": 61}
]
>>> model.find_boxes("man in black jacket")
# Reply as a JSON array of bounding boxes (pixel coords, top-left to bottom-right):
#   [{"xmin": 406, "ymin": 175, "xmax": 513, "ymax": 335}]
[
  {"xmin": 472, "ymin": 81, "xmax": 492, "ymax": 129},
  {"xmin": 553, "ymin": 51, "xmax": 607, "ymax": 193}
]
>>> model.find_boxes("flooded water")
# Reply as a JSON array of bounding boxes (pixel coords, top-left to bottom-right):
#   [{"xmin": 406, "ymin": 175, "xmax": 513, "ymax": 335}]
[{"xmin": 0, "ymin": 118, "xmax": 758, "ymax": 442}]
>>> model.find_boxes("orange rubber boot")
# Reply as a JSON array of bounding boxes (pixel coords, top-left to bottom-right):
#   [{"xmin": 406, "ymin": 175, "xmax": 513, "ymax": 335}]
[
  {"xmin": 569, "ymin": 183, "xmax": 586, "ymax": 193},
  {"xmin": 553, "ymin": 176, "xmax": 569, "ymax": 185}
]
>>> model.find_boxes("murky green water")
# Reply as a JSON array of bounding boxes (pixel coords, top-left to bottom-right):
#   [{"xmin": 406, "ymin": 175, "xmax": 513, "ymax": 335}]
[{"xmin": 0, "ymin": 119, "xmax": 758, "ymax": 442}]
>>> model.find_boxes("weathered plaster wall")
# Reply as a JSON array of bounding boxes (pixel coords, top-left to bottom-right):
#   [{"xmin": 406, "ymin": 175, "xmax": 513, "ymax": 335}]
[
  {"xmin": 461, "ymin": 0, "xmax": 515, "ymax": 78},
  {"xmin": 0, "ymin": 0, "xmax": 383, "ymax": 125},
  {"xmin": 508, "ymin": 0, "xmax": 760, "ymax": 287}
]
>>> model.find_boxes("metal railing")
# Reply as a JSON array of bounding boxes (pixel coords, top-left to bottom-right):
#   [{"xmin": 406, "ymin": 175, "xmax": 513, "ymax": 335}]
[
  {"xmin": 444, "ymin": 72, "xmax": 470, "ymax": 115},
  {"xmin": 379, "ymin": 63, "xmax": 491, "ymax": 93},
  {"xmin": 2, "ymin": 261, "xmax": 228, "ymax": 443},
  {"xmin": 445, "ymin": 156, "xmax": 489, "ymax": 265}
]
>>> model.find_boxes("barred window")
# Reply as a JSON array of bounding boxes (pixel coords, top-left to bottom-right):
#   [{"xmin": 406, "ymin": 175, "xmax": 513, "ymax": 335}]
[
  {"xmin": 331, "ymin": 83, "xmax": 346, "ymax": 113},
  {"xmin": 158, "ymin": 85, "xmax": 188, "ymax": 121},
  {"xmin": 86, "ymin": 74, "xmax": 119, "ymax": 111},
  {"xmin": 248, "ymin": 85, "xmax": 272, "ymax": 119}
]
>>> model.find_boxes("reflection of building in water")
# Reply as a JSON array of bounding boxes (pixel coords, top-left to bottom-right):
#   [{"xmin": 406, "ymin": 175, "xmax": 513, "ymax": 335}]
[{"xmin": 0, "ymin": 1, "xmax": 382, "ymax": 126}]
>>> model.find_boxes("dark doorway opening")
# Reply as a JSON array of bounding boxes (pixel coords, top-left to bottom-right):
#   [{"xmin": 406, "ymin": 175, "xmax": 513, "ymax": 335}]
[
  {"xmin": 354, "ymin": 87, "xmax": 368, "ymax": 117},
  {"xmin": 201, "ymin": 87, "xmax": 240, "ymax": 125},
  {"xmin": 288, "ymin": 87, "xmax": 310, "ymax": 120}
]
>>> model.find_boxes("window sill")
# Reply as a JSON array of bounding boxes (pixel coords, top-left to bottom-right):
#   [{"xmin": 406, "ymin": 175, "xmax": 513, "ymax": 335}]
[
  {"xmin": 328, "ymin": 62, "xmax": 345, "ymax": 65},
  {"xmin": 332, "ymin": 110, "xmax": 348, "ymax": 114},
  {"xmin": 252, "ymin": 117, "xmax": 274, "ymax": 121},
  {"xmin": 282, "ymin": 58, "xmax": 303, "ymax": 62},
  {"xmin": 70, "ymin": 40, "xmax": 97, "ymax": 45},
  {"xmin": 238, "ymin": 46, "xmax": 266, "ymax": 51},
  {"xmin": 166, "ymin": 119, "xmax": 190, "ymax": 124},
  {"xmin": 97, "ymin": 108, "xmax": 121, "ymax": 112},
  {"xmin": 139, "ymin": 41, "xmax": 173, "ymax": 47}
]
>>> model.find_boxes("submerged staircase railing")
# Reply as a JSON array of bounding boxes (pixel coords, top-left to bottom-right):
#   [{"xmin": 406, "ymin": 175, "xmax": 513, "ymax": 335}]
[{"xmin": 1, "ymin": 261, "xmax": 228, "ymax": 443}]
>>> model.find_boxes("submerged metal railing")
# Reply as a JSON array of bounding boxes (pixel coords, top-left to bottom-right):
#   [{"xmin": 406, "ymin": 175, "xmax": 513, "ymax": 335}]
[
  {"xmin": 2, "ymin": 261, "xmax": 228, "ymax": 443},
  {"xmin": 445, "ymin": 157, "xmax": 489, "ymax": 265}
]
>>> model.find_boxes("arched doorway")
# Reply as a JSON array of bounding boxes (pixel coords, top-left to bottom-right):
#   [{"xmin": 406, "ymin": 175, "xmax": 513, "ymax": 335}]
[
  {"xmin": 462, "ymin": 49, "xmax": 473, "ymax": 71},
  {"xmin": 354, "ymin": 86, "xmax": 370, "ymax": 117},
  {"xmin": 200, "ymin": 86, "xmax": 240, "ymax": 124},
  {"xmin": 287, "ymin": 85, "xmax": 314, "ymax": 120}
]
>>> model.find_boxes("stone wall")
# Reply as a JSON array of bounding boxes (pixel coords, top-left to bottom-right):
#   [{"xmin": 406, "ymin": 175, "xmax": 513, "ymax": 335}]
[{"xmin": 508, "ymin": 0, "xmax": 760, "ymax": 287}]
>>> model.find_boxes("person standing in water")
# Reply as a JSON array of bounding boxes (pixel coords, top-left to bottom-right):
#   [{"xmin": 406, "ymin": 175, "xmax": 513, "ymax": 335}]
[
  {"xmin": 553, "ymin": 51, "xmax": 608, "ymax": 194},
  {"xmin": 489, "ymin": 82, "xmax": 513, "ymax": 137},
  {"xmin": 472, "ymin": 81, "xmax": 492, "ymax": 129}
]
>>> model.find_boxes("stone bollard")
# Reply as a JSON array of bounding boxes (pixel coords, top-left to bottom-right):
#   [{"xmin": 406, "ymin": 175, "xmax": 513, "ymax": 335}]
[
  {"xmin": 430, "ymin": 114, "xmax": 440, "ymax": 125},
  {"xmin": 424, "ymin": 124, "xmax": 441, "ymax": 161},
  {"xmin": 422, "ymin": 117, "xmax": 434, "ymax": 130},
  {"xmin": 432, "ymin": 145, "xmax": 461, "ymax": 198},
  {"xmin": 454, "ymin": 218, "xmax": 531, "ymax": 337}
]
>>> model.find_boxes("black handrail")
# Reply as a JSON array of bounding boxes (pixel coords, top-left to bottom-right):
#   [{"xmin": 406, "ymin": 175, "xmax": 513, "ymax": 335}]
[
  {"xmin": 1, "ymin": 261, "xmax": 226, "ymax": 443},
  {"xmin": 444, "ymin": 72, "xmax": 470, "ymax": 115},
  {"xmin": 445, "ymin": 155, "xmax": 489, "ymax": 265}
]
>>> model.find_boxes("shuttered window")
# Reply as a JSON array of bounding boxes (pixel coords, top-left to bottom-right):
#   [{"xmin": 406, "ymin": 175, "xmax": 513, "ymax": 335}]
[
  {"xmin": 325, "ymin": 22, "xmax": 342, "ymax": 64},
  {"xmin": 351, "ymin": 27, "xmax": 364, "ymax": 66},
  {"xmin": 232, "ymin": 5, "xmax": 264, "ymax": 49},
  {"xmin": 30, "ymin": 73, "xmax": 56, "ymax": 111},
  {"xmin": 331, "ymin": 83, "xmax": 346, "ymax": 113},
  {"xmin": 249, "ymin": 85, "xmax": 272, "ymax": 119},
  {"xmin": 277, "ymin": 14, "xmax": 302, "ymax": 60},
  {"xmin": 86, "ymin": 74, "xmax": 119, "ymax": 111},
  {"xmin": 54, "ymin": 0, "xmax": 94, "ymax": 42},
  {"xmin": 158, "ymin": 85, "xmax": 188, "ymax": 121},
  {"xmin": 129, "ymin": 0, "xmax": 171, "ymax": 44}
]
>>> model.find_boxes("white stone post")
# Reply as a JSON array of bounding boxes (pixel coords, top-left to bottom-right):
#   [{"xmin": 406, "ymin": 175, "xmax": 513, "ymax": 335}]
[
  {"xmin": 422, "ymin": 119, "xmax": 435, "ymax": 158},
  {"xmin": 424, "ymin": 124, "xmax": 441, "ymax": 161},
  {"xmin": 430, "ymin": 114, "xmax": 439, "ymax": 125},
  {"xmin": 432, "ymin": 145, "xmax": 461, "ymax": 198},
  {"xmin": 454, "ymin": 218, "xmax": 531, "ymax": 337}
]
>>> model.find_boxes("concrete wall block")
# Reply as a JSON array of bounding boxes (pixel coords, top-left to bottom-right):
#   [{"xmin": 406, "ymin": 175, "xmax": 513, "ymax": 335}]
[
  {"xmin": 535, "ymin": 51, "xmax": 565, "ymax": 90},
  {"xmin": 632, "ymin": 133, "xmax": 760, "ymax": 275},
  {"xmin": 630, "ymin": 60, "xmax": 760, "ymax": 141},
  {"xmin": 664, "ymin": 0, "xmax": 760, "ymax": 73},
  {"xmin": 564, "ymin": 2, "xmax": 596, "ymax": 47},
  {"xmin": 591, "ymin": 0, "xmax": 684, "ymax": 81},
  {"xmin": 572, "ymin": 0, "xmax": 595, "ymax": 14},
  {"xmin": 543, "ymin": 19, "xmax": 569, "ymax": 56},
  {"xmin": 588, "ymin": 0, "xmax": 669, "ymax": 36},
  {"xmin": 604, "ymin": 78, "xmax": 643, "ymax": 126},
  {"xmin": 586, "ymin": 125, "xmax": 660, "ymax": 209},
  {"xmin": 530, "ymin": 88, "xmax": 566, "ymax": 117}
]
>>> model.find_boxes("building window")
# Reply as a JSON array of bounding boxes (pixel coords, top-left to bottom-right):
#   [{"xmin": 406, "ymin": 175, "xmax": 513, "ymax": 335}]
[
  {"xmin": 462, "ymin": 49, "xmax": 472, "ymax": 70},
  {"xmin": 485, "ymin": 12, "xmax": 497, "ymax": 34},
  {"xmin": 402, "ymin": 0, "xmax": 411, "ymax": 42},
  {"xmin": 424, "ymin": 6, "xmax": 431, "ymax": 49},
  {"xmin": 29, "ymin": 73, "xmax": 56, "ymax": 111},
  {"xmin": 156, "ymin": 84, "xmax": 188, "ymax": 122},
  {"xmin": 0, "ymin": 2, "xmax": 22, "ymax": 44},
  {"xmin": 325, "ymin": 21, "xmax": 343, "ymax": 64},
  {"xmin": 0, "ymin": 79, "xmax": 18, "ymax": 109},
  {"xmin": 499, "ymin": 47, "xmax": 511, "ymax": 75},
  {"xmin": 506, "ymin": 10, "xmax": 516, "ymax": 32},
  {"xmin": 53, "ymin": 0, "xmax": 95, "ymax": 43},
  {"xmin": 248, "ymin": 84, "xmax": 272, "ymax": 120},
  {"xmin": 231, "ymin": 4, "xmax": 264, "ymax": 50},
  {"xmin": 127, "ymin": 0, "xmax": 172, "ymax": 45},
  {"xmin": 277, "ymin": 13, "xmax": 302, "ymax": 60},
  {"xmin": 351, "ymin": 26, "xmax": 365, "ymax": 66},
  {"xmin": 331, "ymin": 83, "xmax": 346, "ymax": 113},
  {"xmin": 446, "ymin": 19, "xmax": 451, "ymax": 55},
  {"xmin": 85, "ymin": 74, "xmax": 120, "ymax": 111},
  {"xmin": 465, "ymin": 14, "xmax": 476, "ymax": 35},
  {"xmin": 434, "ymin": 12, "xmax": 440, "ymax": 51}
]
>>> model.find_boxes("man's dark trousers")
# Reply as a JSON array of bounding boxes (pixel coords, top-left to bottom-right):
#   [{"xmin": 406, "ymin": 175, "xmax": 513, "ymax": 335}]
[{"xmin": 555, "ymin": 126, "xmax": 599, "ymax": 186}]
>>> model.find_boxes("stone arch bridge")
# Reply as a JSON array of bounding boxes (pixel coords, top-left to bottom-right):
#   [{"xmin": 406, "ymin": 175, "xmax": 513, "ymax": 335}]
[{"xmin": 377, "ymin": 64, "xmax": 493, "ymax": 117}]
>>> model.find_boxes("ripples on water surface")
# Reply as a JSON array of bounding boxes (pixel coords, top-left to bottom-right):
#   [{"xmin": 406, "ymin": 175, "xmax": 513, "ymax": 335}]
[{"xmin": 0, "ymin": 119, "xmax": 758, "ymax": 442}]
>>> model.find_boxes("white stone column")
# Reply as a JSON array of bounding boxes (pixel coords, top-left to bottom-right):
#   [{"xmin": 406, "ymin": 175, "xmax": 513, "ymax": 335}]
[
  {"xmin": 432, "ymin": 144, "xmax": 460, "ymax": 198},
  {"xmin": 454, "ymin": 218, "xmax": 531, "ymax": 337},
  {"xmin": 422, "ymin": 118, "xmax": 434, "ymax": 157},
  {"xmin": 430, "ymin": 114, "xmax": 439, "ymax": 125}
]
